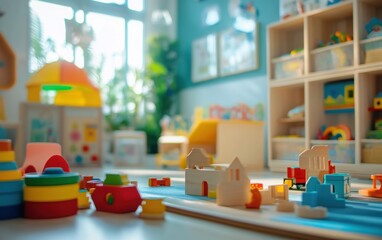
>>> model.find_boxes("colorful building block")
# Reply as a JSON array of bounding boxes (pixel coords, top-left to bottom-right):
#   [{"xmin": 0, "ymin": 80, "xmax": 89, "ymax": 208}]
[
  {"xmin": 359, "ymin": 174, "xmax": 382, "ymax": 198},
  {"xmin": 21, "ymin": 142, "xmax": 70, "ymax": 174},
  {"xmin": 138, "ymin": 197, "xmax": 165, "ymax": 219},
  {"xmin": 302, "ymin": 183, "xmax": 345, "ymax": 208},
  {"xmin": 91, "ymin": 173, "xmax": 142, "ymax": 213},
  {"xmin": 0, "ymin": 139, "xmax": 23, "ymax": 220},
  {"xmin": 324, "ymin": 173, "xmax": 351, "ymax": 199},
  {"xmin": 24, "ymin": 167, "xmax": 80, "ymax": 219}
]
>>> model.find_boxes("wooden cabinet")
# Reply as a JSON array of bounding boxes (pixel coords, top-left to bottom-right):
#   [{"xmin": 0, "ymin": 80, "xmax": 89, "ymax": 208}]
[{"xmin": 267, "ymin": 0, "xmax": 382, "ymax": 177}]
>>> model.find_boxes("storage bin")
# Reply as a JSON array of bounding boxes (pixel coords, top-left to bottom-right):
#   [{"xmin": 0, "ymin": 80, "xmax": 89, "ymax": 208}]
[
  {"xmin": 362, "ymin": 142, "xmax": 382, "ymax": 164},
  {"xmin": 273, "ymin": 55, "xmax": 304, "ymax": 79},
  {"xmin": 312, "ymin": 43, "xmax": 353, "ymax": 72},
  {"xmin": 311, "ymin": 140, "xmax": 355, "ymax": 164},
  {"xmin": 273, "ymin": 138, "xmax": 305, "ymax": 161},
  {"xmin": 364, "ymin": 37, "xmax": 382, "ymax": 64}
]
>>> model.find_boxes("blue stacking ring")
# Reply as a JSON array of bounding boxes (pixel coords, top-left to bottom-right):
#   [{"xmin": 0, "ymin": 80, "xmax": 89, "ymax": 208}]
[
  {"xmin": 0, "ymin": 162, "xmax": 18, "ymax": 171},
  {"xmin": 0, "ymin": 204, "xmax": 23, "ymax": 220},
  {"xmin": 0, "ymin": 180, "xmax": 23, "ymax": 193},
  {"xmin": 0, "ymin": 192, "xmax": 23, "ymax": 207}
]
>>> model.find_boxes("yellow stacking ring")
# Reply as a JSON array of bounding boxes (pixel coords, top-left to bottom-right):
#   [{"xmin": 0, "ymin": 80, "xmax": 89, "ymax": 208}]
[
  {"xmin": 0, "ymin": 151, "xmax": 15, "ymax": 162},
  {"xmin": 24, "ymin": 183, "xmax": 79, "ymax": 202},
  {"xmin": 0, "ymin": 169, "xmax": 22, "ymax": 181}
]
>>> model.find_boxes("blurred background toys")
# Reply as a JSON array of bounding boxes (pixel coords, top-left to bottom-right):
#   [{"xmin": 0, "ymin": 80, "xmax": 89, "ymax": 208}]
[
  {"xmin": 367, "ymin": 92, "xmax": 382, "ymax": 139},
  {"xmin": 324, "ymin": 80, "xmax": 354, "ymax": 114},
  {"xmin": 19, "ymin": 60, "xmax": 102, "ymax": 167},
  {"xmin": 364, "ymin": 17, "xmax": 382, "ymax": 64},
  {"xmin": 318, "ymin": 125, "xmax": 352, "ymax": 140}
]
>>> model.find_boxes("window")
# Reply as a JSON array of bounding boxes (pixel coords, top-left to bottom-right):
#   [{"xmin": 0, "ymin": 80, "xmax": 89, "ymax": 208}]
[{"xmin": 29, "ymin": 0, "xmax": 146, "ymax": 117}]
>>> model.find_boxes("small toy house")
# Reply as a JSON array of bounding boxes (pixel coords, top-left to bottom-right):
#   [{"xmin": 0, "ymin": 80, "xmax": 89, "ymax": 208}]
[{"xmin": 185, "ymin": 148, "xmax": 251, "ymax": 206}]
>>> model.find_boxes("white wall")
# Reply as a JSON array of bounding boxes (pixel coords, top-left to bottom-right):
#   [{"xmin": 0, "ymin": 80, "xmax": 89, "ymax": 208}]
[
  {"xmin": 179, "ymin": 76, "xmax": 268, "ymax": 120},
  {"xmin": 0, "ymin": 0, "xmax": 30, "ymax": 122}
]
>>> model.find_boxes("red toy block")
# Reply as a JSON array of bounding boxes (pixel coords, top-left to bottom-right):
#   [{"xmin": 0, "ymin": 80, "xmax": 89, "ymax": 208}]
[
  {"xmin": 148, "ymin": 177, "xmax": 171, "ymax": 187},
  {"xmin": 245, "ymin": 188, "xmax": 262, "ymax": 209},
  {"xmin": 22, "ymin": 143, "xmax": 70, "ymax": 174},
  {"xmin": 0, "ymin": 139, "xmax": 12, "ymax": 151},
  {"xmin": 24, "ymin": 199, "xmax": 77, "ymax": 219},
  {"xmin": 91, "ymin": 185, "xmax": 142, "ymax": 213}
]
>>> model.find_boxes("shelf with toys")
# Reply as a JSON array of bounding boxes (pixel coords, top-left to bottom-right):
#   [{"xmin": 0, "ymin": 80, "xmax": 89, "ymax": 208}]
[{"xmin": 267, "ymin": 0, "xmax": 382, "ymax": 177}]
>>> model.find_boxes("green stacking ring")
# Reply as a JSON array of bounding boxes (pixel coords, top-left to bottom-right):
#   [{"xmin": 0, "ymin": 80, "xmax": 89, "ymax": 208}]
[{"xmin": 24, "ymin": 167, "xmax": 80, "ymax": 186}]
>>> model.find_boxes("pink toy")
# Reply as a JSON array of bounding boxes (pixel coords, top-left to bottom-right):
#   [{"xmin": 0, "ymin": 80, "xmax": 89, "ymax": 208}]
[{"xmin": 22, "ymin": 142, "xmax": 70, "ymax": 174}]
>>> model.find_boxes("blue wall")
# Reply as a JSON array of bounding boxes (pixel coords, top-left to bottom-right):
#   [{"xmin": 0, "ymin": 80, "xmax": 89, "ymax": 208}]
[{"xmin": 177, "ymin": 0, "xmax": 280, "ymax": 90}]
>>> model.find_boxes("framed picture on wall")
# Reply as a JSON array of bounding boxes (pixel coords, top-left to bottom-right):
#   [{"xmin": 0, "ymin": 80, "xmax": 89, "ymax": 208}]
[
  {"xmin": 218, "ymin": 24, "xmax": 259, "ymax": 76},
  {"xmin": 192, "ymin": 33, "xmax": 218, "ymax": 82}
]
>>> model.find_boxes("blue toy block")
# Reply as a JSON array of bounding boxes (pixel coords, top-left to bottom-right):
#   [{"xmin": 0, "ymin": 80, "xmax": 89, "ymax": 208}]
[
  {"xmin": 302, "ymin": 191, "xmax": 318, "ymax": 207},
  {"xmin": 324, "ymin": 173, "xmax": 351, "ymax": 199},
  {"xmin": 306, "ymin": 176, "xmax": 321, "ymax": 192},
  {"xmin": 317, "ymin": 184, "xmax": 345, "ymax": 208},
  {"xmin": 0, "ymin": 161, "xmax": 18, "ymax": 171},
  {"xmin": 0, "ymin": 125, "xmax": 6, "ymax": 139},
  {"xmin": 0, "ymin": 204, "xmax": 23, "ymax": 220},
  {"xmin": 0, "ymin": 191, "xmax": 24, "ymax": 207},
  {"xmin": 0, "ymin": 180, "xmax": 23, "ymax": 194}
]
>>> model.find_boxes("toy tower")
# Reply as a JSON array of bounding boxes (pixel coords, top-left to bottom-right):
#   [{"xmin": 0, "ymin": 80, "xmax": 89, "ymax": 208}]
[{"xmin": 0, "ymin": 139, "xmax": 23, "ymax": 220}]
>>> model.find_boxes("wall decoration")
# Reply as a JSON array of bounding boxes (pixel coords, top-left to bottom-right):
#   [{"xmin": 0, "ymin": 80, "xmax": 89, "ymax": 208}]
[
  {"xmin": 218, "ymin": 25, "xmax": 259, "ymax": 76},
  {"xmin": 192, "ymin": 34, "xmax": 218, "ymax": 82}
]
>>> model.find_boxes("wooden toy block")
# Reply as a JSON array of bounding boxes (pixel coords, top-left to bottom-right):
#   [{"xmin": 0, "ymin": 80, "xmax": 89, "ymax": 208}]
[
  {"xmin": 302, "ymin": 183, "xmax": 345, "ymax": 208},
  {"xmin": 186, "ymin": 148, "xmax": 252, "ymax": 207},
  {"xmin": 324, "ymin": 173, "xmax": 351, "ymax": 199},
  {"xmin": 24, "ymin": 199, "xmax": 78, "ymax": 219},
  {"xmin": 295, "ymin": 205, "xmax": 327, "ymax": 219},
  {"xmin": 148, "ymin": 177, "xmax": 171, "ymax": 187},
  {"xmin": 78, "ymin": 189, "xmax": 91, "ymax": 209},
  {"xmin": 359, "ymin": 174, "xmax": 382, "ymax": 198},
  {"xmin": 138, "ymin": 197, "xmax": 165, "ymax": 219},
  {"xmin": 22, "ymin": 143, "xmax": 70, "ymax": 174},
  {"xmin": 260, "ymin": 184, "xmax": 289, "ymax": 205},
  {"xmin": 276, "ymin": 200, "xmax": 295, "ymax": 212},
  {"xmin": 91, "ymin": 185, "xmax": 142, "ymax": 213},
  {"xmin": 216, "ymin": 157, "xmax": 251, "ymax": 206},
  {"xmin": 245, "ymin": 188, "xmax": 261, "ymax": 209}
]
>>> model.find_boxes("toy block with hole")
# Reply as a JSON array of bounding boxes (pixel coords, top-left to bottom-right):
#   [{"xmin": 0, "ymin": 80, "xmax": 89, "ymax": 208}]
[
  {"xmin": 359, "ymin": 174, "xmax": 382, "ymax": 198},
  {"xmin": 21, "ymin": 142, "xmax": 70, "ymax": 174},
  {"xmin": 23, "ymin": 167, "xmax": 80, "ymax": 219}
]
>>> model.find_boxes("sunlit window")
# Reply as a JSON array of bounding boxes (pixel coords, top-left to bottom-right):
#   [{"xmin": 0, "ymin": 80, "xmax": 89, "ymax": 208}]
[
  {"xmin": 128, "ymin": 20, "xmax": 143, "ymax": 69},
  {"xmin": 93, "ymin": 0, "xmax": 125, "ymax": 5},
  {"xmin": 29, "ymin": 0, "xmax": 74, "ymax": 72},
  {"xmin": 128, "ymin": 0, "xmax": 143, "ymax": 12},
  {"xmin": 87, "ymin": 13, "xmax": 125, "ymax": 84}
]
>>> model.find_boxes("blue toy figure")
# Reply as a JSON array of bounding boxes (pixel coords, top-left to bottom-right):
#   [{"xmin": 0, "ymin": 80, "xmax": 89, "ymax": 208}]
[{"xmin": 0, "ymin": 125, "xmax": 6, "ymax": 139}]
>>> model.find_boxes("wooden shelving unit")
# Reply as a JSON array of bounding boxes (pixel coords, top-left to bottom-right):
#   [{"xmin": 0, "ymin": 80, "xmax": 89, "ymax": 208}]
[{"xmin": 267, "ymin": 0, "xmax": 382, "ymax": 177}]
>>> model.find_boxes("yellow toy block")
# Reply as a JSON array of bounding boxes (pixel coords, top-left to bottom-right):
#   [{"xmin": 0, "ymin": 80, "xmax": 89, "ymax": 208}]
[
  {"xmin": 0, "ymin": 169, "xmax": 22, "ymax": 181},
  {"xmin": 24, "ymin": 183, "xmax": 79, "ymax": 202},
  {"xmin": 0, "ymin": 151, "xmax": 15, "ymax": 162},
  {"xmin": 78, "ymin": 190, "xmax": 91, "ymax": 209},
  {"xmin": 138, "ymin": 197, "xmax": 165, "ymax": 219}
]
